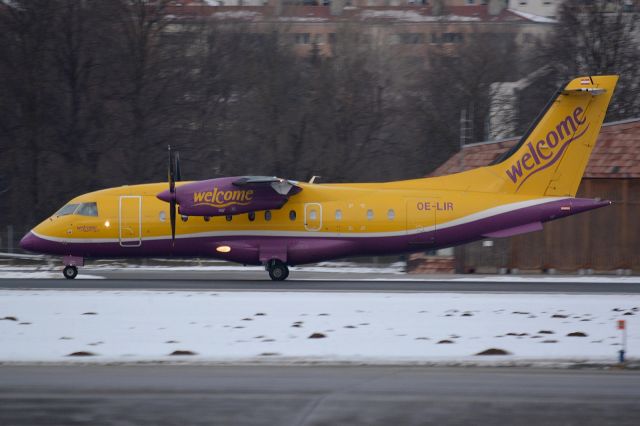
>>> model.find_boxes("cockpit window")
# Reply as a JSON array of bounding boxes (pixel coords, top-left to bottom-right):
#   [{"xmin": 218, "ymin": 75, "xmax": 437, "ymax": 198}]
[
  {"xmin": 55, "ymin": 204, "xmax": 80, "ymax": 216},
  {"xmin": 76, "ymin": 202, "xmax": 98, "ymax": 217}
]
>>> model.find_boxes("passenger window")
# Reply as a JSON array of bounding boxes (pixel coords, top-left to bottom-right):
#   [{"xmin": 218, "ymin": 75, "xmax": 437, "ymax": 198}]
[
  {"xmin": 264, "ymin": 211, "xmax": 272, "ymax": 221},
  {"xmin": 55, "ymin": 204, "xmax": 79, "ymax": 216},
  {"xmin": 181, "ymin": 215, "xmax": 188, "ymax": 222},
  {"xmin": 226, "ymin": 215, "xmax": 233, "ymax": 222},
  {"xmin": 387, "ymin": 209, "xmax": 395, "ymax": 220},
  {"xmin": 335, "ymin": 209, "xmax": 343, "ymax": 220},
  {"xmin": 76, "ymin": 202, "xmax": 98, "ymax": 217},
  {"xmin": 366, "ymin": 209, "xmax": 374, "ymax": 220},
  {"xmin": 159, "ymin": 211, "xmax": 166, "ymax": 222},
  {"xmin": 204, "ymin": 216, "xmax": 210, "ymax": 222},
  {"xmin": 309, "ymin": 210, "xmax": 317, "ymax": 220},
  {"xmin": 248, "ymin": 212, "xmax": 255, "ymax": 222},
  {"xmin": 289, "ymin": 210, "xmax": 296, "ymax": 221}
]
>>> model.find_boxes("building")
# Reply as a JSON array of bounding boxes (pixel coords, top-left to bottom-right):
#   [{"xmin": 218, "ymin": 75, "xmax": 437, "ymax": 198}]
[
  {"xmin": 165, "ymin": 1, "xmax": 556, "ymax": 58},
  {"xmin": 409, "ymin": 117, "xmax": 640, "ymax": 274}
]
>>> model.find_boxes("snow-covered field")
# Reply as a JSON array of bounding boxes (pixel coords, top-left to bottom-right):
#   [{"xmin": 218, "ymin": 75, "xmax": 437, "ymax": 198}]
[
  {"xmin": 0, "ymin": 261, "xmax": 407, "ymax": 278},
  {"xmin": 1, "ymin": 291, "xmax": 637, "ymax": 365}
]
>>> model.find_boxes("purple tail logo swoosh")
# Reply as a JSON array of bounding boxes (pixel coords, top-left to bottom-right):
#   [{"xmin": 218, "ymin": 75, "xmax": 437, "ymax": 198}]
[{"xmin": 505, "ymin": 106, "xmax": 588, "ymax": 190}]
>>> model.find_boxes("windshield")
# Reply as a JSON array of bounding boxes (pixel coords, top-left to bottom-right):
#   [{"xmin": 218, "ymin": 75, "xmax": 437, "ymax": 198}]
[
  {"xmin": 54, "ymin": 204, "xmax": 79, "ymax": 216},
  {"xmin": 76, "ymin": 202, "xmax": 98, "ymax": 217}
]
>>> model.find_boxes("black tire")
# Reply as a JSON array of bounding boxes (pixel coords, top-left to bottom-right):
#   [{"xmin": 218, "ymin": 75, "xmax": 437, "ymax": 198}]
[
  {"xmin": 63, "ymin": 265, "xmax": 78, "ymax": 280},
  {"xmin": 268, "ymin": 260, "xmax": 288, "ymax": 281}
]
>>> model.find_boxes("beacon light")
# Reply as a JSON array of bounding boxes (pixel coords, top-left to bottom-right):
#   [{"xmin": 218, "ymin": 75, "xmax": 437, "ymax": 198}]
[{"xmin": 216, "ymin": 245, "xmax": 231, "ymax": 253}]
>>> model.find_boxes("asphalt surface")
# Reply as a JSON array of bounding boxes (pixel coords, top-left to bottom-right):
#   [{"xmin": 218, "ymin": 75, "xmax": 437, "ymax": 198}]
[
  {"xmin": 0, "ymin": 269, "xmax": 639, "ymax": 293},
  {"xmin": 1, "ymin": 365, "xmax": 639, "ymax": 426}
]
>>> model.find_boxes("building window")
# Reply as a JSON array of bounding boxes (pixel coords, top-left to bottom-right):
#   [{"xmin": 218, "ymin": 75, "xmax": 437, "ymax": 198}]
[
  {"xmin": 328, "ymin": 33, "xmax": 337, "ymax": 44},
  {"xmin": 335, "ymin": 209, "xmax": 343, "ymax": 220},
  {"xmin": 387, "ymin": 209, "xmax": 395, "ymax": 220},
  {"xmin": 226, "ymin": 215, "xmax": 232, "ymax": 222},
  {"xmin": 366, "ymin": 209, "xmax": 374, "ymax": 220},
  {"xmin": 398, "ymin": 33, "xmax": 425, "ymax": 44},
  {"xmin": 294, "ymin": 33, "xmax": 311, "ymax": 45},
  {"xmin": 442, "ymin": 33, "xmax": 464, "ymax": 44},
  {"xmin": 264, "ymin": 210, "xmax": 272, "ymax": 221},
  {"xmin": 248, "ymin": 211, "xmax": 255, "ymax": 222},
  {"xmin": 289, "ymin": 210, "xmax": 297, "ymax": 221}
]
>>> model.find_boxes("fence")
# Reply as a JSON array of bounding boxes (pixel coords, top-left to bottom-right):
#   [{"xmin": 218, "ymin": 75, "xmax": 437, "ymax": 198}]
[{"xmin": 455, "ymin": 178, "xmax": 640, "ymax": 274}]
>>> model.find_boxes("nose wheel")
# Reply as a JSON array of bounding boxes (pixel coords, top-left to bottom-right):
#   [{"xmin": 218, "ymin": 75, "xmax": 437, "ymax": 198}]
[
  {"xmin": 63, "ymin": 265, "xmax": 78, "ymax": 280},
  {"xmin": 267, "ymin": 260, "xmax": 289, "ymax": 281}
]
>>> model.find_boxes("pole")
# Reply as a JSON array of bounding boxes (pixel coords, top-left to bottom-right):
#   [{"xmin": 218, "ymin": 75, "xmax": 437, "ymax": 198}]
[{"xmin": 617, "ymin": 319, "xmax": 626, "ymax": 364}]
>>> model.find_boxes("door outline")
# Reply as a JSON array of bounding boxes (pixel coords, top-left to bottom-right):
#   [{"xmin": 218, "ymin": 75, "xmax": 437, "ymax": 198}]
[
  {"xmin": 304, "ymin": 203, "xmax": 322, "ymax": 232},
  {"xmin": 119, "ymin": 196, "xmax": 142, "ymax": 247}
]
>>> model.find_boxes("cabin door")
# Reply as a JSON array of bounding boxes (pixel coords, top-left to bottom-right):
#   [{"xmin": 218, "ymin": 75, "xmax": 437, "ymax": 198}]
[
  {"xmin": 405, "ymin": 198, "xmax": 436, "ymax": 246},
  {"xmin": 304, "ymin": 203, "xmax": 322, "ymax": 232},
  {"xmin": 119, "ymin": 196, "xmax": 142, "ymax": 247}
]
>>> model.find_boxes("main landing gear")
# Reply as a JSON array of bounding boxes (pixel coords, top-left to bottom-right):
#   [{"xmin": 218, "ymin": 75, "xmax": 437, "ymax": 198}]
[
  {"xmin": 267, "ymin": 259, "xmax": 289, "ymax": 281},
  {"xmin": 61, "ymin": 256, "xmax": 83, "ymax": 279},
  {"xmin": 63, "ymin": 265, "xmax": 78, "ymax": 280}
]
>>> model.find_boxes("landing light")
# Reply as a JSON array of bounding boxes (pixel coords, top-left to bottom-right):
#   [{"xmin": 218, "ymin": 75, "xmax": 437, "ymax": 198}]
[
  {"xmin": 104, "ymin": 220, "xmax": 111, "ymax": 228},
  {"xmin": 216, "ymin": 245, "xmax": 231, "ymax": 253}
]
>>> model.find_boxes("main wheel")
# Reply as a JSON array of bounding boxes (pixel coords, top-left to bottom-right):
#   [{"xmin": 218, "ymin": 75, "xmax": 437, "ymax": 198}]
[
  {"xmin": 268, "ymin": 260, "xmax": 289, "ymax": 281},
  {"xmin": 63, "ymin": 265, "xmax": 78, "ymax": 279}
]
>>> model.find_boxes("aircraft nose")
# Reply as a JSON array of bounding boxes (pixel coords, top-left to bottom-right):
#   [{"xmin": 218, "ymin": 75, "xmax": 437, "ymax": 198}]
[{"xmin": 19, "ymin": 232, "xmax": 39, "ymax": 253}]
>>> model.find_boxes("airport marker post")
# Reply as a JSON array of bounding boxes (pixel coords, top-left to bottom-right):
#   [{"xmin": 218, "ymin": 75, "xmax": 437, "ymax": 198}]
[{"xmin": 617, "ymin": 320, "xmax": 626, "ymax": 363}]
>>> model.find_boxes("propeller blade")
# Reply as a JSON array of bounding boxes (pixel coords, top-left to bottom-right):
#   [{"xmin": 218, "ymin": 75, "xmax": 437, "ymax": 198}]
[
  {"xmin": 168, "ymin": 146, "xmax": 175, "ymax": 195},
  {"xmin": 170, "ymin": 197, "xmax": 176, "ymax": 244},
  {"xmin": 168, "ymin": 145, "xmax": 177, "ymax": 246},
  {"xmin": 175, "ymin": 152, "xmax": 182, "ymax": 182}
]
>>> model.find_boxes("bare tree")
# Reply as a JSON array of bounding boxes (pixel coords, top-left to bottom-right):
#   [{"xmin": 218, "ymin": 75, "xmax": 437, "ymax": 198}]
[
  {"xmin": 534, "ymin": 0, "xmax": 640, "ymax": 120},
  {"xmin": 408, "ymin": 30, "xmax": 523, "ymax": 173}
]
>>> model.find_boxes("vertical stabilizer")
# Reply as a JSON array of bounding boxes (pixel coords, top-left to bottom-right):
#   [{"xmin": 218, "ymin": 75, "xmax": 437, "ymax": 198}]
[{"xmin": 490, "ymin": 75, "xmax": 617, "ymax": 197}]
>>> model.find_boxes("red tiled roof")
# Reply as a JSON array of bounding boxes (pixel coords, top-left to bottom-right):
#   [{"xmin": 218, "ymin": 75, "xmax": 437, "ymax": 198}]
[{"xmin": 430, "ymin": 118, "xmax": 640, "ymax": 178}]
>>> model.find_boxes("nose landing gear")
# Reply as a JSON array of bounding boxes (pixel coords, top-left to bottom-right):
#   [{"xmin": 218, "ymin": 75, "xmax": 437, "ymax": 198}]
[
  {"xmin": 266, "ymin": 259, "xmax": 289, "ymax": 281},
  {"xmin": 63, "ymin": 265, "xmax": 78, "ymax": 279}
]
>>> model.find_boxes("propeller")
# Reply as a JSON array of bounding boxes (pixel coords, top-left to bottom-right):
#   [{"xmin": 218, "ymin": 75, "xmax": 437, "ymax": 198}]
[{"xmin": 167, "ymin": 146, "xmax": 181, "ymax": 246}]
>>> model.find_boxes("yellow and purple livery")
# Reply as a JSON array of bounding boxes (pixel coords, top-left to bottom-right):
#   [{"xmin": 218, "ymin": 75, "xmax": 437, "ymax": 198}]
[{"xmin": 20, "ymin": 76, "xmax": 619, "ymax": 280}]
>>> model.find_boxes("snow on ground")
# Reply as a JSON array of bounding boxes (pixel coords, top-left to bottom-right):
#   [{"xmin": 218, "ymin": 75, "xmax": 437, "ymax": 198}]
[
  {"xmin": 0, "ymin": 261, "xmax": 407, "ymax": 277},
  {"xmin": 1, "ymin": 291, "xmax": 638, "ymax": 364},
  {"xmin": 0, "ymin": 270, "xmax": 104, "ymax": 279}
]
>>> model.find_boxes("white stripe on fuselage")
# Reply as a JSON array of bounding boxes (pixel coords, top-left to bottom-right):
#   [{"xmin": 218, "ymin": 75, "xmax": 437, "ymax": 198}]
[{"xmin": 32, "ymin": 197, "xmax": 568, "ymax": 244}]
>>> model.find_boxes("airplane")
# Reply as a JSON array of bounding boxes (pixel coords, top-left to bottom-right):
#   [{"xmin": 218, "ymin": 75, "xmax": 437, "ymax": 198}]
[{"xmin": 20, "ymin": 75, "xmax": 618, "ymax": 280}]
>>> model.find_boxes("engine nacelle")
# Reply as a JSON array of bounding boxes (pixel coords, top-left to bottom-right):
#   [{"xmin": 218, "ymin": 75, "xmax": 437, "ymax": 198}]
[{"xmin": 157, "ymin": 177, "xmax": 298, "ymax": 217}]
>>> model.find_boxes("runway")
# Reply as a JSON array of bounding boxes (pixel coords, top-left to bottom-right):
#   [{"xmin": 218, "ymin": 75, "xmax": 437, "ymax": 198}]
[
  {"xmin": 1, "ymin": 365, "xmax": 639, "ymax": 425},
  {"xmin": 0, "ymin": 270, "xmax": 639, "ymax": 293}
]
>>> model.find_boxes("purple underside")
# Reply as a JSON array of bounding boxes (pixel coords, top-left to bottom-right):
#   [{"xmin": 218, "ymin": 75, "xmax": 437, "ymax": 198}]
[{"xmin": 20, "ymin": 198, "xmax": 610, "ymax": 265}]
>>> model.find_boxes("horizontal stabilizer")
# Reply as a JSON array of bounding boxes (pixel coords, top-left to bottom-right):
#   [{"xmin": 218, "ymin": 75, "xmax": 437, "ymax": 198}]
[{"xmin": 561, "ymin": 88, "xmax": 606, "ymax": 95}]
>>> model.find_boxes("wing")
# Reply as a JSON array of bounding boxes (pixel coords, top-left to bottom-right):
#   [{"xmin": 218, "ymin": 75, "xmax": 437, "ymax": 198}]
[{"xmin": 232, "ymin": 176, "xmax": 302, "ymax": 196}]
